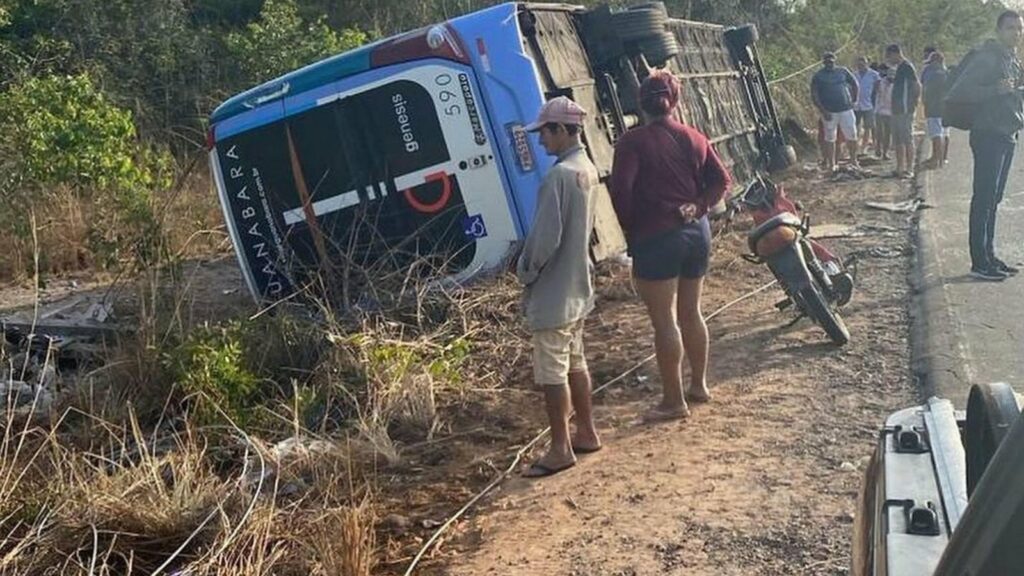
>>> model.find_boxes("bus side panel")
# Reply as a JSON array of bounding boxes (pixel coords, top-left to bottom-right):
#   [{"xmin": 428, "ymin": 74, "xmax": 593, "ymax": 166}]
[
  {"xmin": 448, "ymin": 3, "xmax": 549, "ymax": 237},
  {"xmin": 519, "ymin": 7, "xmax": 627, "ymax": 262},
  {"xmin": 663, "ymin": 21, "xmax": 761, "ymax": 186},
  {"xmin": 213, "ymin": 58, "xmax": 523, "ymax": 302},
  {"xmin": 211, "ymin": 101, "xmax": 297, "ymax": 301}
]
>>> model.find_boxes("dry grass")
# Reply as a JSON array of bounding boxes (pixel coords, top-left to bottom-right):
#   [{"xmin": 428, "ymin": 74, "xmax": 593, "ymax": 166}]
[
  {"xmin": 51, "ymin": 433, "xmax": 229, "ymax": 571},
  {"xmin": 184, "ymin": 503, "xmax": 292, "ymax": 576},
  {"xmin": 0, "ymin": 149, "xmax": 536, "ymax": 574},
  {"xmin": 308, "ymin": 500, "xmax": 377, "ymax": 576},
  {"xmin": 0, "ymin": 397, "xmax": 381, "ymax": 574},
  {"xmin": 0, "ymin": 271, "xmax": 526, "ymax": 575},
  {"xmin": 306, "ymin": 270, "xmax": 525, "ymax": 466},
  {"xmin": 0, "ymin": 161, "xmax": 223, "ymax": 286}
]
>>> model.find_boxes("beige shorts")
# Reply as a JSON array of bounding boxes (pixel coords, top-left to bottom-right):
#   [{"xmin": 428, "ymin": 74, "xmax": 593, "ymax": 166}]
[{"xmin": 532, "ymin": 320, "xmax": 588, "ymax": 386}]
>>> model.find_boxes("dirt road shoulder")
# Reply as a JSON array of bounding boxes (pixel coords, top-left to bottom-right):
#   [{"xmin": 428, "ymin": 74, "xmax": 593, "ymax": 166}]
[{"xmin": 433, "ymin": 167, "xmax": 918, "ymax": 576}]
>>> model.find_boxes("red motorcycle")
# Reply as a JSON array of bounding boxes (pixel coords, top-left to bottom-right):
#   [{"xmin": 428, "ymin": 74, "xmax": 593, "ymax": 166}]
[{"xmin": 729, "ymin": 175, "xmax": 853, "ymax": 345}]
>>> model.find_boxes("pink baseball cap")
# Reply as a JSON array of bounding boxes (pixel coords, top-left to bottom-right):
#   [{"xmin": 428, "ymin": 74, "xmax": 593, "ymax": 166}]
[
  {"xmin": 640, "ymin": 71, "xmax": 680, "ymax": 109},
  {"xmin": 525, "ymin": 96, "xmax": 588, "ymax": 132}
]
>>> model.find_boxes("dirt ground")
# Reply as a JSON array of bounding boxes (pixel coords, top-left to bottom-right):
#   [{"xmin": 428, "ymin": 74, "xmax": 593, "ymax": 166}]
[
  {"xmin": 0, "ymin": 158, "xmax": 920, "ymax": 576},
  {"xmin": 401, "ymin": 162, "xmax": 919, "ymax": 576},
  {"xmin": 0, "ymin": 254, "xmax": 251, "ymax": 329}
]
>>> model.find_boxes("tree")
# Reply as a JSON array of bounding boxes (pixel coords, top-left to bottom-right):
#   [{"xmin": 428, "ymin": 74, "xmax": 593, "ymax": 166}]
[
  {"xmin": 0, "ymin": 73, "xmax": 170, "ymax": 272},
  {"xmin": 226, "ymin": 0, "xmax": 368, "ymax": 84}
]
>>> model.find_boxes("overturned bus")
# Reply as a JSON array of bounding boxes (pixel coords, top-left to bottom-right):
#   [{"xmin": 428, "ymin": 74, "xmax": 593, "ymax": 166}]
[{"xmin": 208, "ymin": 2, "xmax": 793, "ymax": 302}]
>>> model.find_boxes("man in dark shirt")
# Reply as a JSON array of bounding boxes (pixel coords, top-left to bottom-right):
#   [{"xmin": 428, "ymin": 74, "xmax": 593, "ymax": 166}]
[
  {"xmin": 885, "ymin": 44, "xmax": 921, "ymax": 178},
  {"xmin": 921, "ymin": 51, "xmax": 950, "ymax": 169},
  {"xmin": 944, "ymin": 10, "xmax": 1024, "ymax": 281},
  {"xmin": 811, "ymin": 52, "xmax": 860, "ymax": 172}
]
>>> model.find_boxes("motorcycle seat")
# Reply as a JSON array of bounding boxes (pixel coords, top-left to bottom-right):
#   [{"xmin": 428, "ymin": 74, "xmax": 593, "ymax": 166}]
[{"xmin": 747, "ymin": 212, "xmax": 802, "ymax": 253}]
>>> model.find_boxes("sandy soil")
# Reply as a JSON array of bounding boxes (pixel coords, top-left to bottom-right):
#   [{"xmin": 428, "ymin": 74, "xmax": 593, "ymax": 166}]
[{"xmin": 412, "ymin": 164, "xmax": 918, "ymax": 576}]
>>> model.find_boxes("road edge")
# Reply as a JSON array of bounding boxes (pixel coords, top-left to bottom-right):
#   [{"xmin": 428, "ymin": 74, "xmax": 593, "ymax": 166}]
[{"xmin": 909, "ymin": 158, "xmax": 971, "ymax": 407}]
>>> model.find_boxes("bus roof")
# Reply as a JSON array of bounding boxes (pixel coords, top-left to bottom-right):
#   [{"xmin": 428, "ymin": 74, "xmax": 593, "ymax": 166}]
[
  {"xmin": 209, "ymin": 39, "xmax": 383, "ymax": 125},
  {"xmin": 209, "ymin": 2, "xmax": 531, "ymax": 126}
]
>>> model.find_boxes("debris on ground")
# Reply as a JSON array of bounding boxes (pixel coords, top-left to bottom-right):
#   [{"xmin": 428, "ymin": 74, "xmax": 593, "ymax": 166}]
[
  {"xmin": 812, "ymin": 223, "xmax": 901, "ymax": 239},
  {"xmin": 244, "ymin": 435, "xmax": 348, "ymax": 498},
  {"xmin": 1, "ymin": 294, "xmax": 117, "ymax": 419},
  {"xmin": 829, "ymin": 165, "xmax": 876, "ymax": 182},
  {"xmin": 865, "ymin": 198, "xmax": 928, "ymax": 213}
]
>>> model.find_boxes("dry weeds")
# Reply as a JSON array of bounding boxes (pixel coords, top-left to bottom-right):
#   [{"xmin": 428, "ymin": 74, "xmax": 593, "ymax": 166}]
[
  {"xmin": 0, "ymin": 145, "xmax": 542, "ymax": 574},
  {"xmin": 0, "ymin": 258, "xmax": 528, "ymax": 574}
]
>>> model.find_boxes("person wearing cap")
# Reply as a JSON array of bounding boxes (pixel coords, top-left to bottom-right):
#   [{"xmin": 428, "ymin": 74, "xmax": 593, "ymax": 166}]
[
  {"xmin": 609, "ymin": 71, "xmax": 731, "ymax": 423},
  {"xmin": 811, "ymin": 51, "xmax": 860, "ymax": 172},
  {"xmin": 516, "ymin": 96, "xmax": 602, "ymax": 477},
  {"xmin": 885, "ymin": 43, "xmax": 920, "ymax": 178}
]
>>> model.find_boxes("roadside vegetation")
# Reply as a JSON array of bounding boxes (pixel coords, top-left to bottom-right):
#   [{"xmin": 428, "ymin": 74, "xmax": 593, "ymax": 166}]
[{"xmin": 0, "ymin": 0, "xmax": 1008, "ymax": 572}]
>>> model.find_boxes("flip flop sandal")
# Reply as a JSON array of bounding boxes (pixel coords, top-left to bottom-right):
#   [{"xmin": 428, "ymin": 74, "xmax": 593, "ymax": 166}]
[
  {"xmin": 572, "ymin": 444, "xmax": 603, "ymax": 455},
  {"xmin": 522, "ymin": 460, "xmax": 576, "ymax": 478},
  {"xmin": 641, "ymin": 406, "xmax": 690, "ymax": 424}
]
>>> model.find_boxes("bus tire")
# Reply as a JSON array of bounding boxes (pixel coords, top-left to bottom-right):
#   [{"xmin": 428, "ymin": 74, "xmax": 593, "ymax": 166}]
[
  {"xmin": 725, "ymin": 24, "xmax": 759, "ymax": 49},
  {"xmin": 768, "ymin": 143, "xmax": 798, "ymax": 173},
  {"xmin": 629, "ymin": 2, "xmax": 668, "ymax": 15},
  {"xmin": 611, "ymin": 8, "xmax": 667, "ymax": 41},
  {"xmin": 638, "ymin": 31, "xmax": 679, "ymax": 67}
]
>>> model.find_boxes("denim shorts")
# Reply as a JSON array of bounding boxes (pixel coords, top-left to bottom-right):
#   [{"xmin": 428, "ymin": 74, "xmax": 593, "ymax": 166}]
[{"xmin": 630, "ymin": 217, "xmax": 712, "ymax": 281}]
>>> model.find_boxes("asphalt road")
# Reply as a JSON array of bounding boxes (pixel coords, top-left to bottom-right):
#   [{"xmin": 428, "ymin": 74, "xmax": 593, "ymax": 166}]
[{"xmin": 915, "ymin": 130, "xmax": 1024, "ymax": 406}]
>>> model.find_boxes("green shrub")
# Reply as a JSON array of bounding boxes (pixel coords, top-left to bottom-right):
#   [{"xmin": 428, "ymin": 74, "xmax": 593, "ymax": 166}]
[
  {"xmin": 0, "ymin": 73, "xmax": 172, "ymax": 275},
  {"xmin": 0, "ymin": 74, "xmax": 163, "ymax": 193},
  {"xmin": 168, "ymin": 322, "xmax": 261, "ymax": 427}
]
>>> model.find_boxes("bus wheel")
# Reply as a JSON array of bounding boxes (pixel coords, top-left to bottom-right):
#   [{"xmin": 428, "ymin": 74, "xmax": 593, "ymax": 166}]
[
  {"xmin": 637, "ymin": 31, "xmax": 679, "ymax": 67},
  {"xmin": 611, "ymin": 8, "xmax": 667, "ymax": 42},
  {"xmin": 628, "ymin": 2, "xmax": 667, "ymax": 15},
  {"xmin": 724, "ymin": 24, "xmax": 759, "ymax": 49}
]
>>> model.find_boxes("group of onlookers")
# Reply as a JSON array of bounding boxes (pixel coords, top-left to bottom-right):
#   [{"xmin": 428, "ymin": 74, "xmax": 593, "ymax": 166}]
[
  {"xmin": 811, "ymin": 44, "xmax": 931, "ymax": 178},
  {"xmin": 812, "ymin": 10, "xmax": 1024, "ymax": 283}
]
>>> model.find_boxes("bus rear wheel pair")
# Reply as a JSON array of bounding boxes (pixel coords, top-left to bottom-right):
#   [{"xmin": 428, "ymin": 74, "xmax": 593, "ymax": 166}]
[{"xmin": 609, "ymin": 5, "xmax": 680, "ymax": 68}]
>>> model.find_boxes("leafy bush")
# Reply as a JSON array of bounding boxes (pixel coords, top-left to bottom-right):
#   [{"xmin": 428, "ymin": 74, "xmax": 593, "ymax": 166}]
[
  {"xmin": 226, "ymin": 0, "xmax": 368, "ymax": 84},
  {"xmin": 0, "ymin": 73, "xmax": 172, "ymax": 275},
  {"xmin": 168, "ymin": 322, "xmax": 262, "ymax": 427},
  {"xmin": 0, "ymin": 74, "xmax": 162, "ymax": 192}
]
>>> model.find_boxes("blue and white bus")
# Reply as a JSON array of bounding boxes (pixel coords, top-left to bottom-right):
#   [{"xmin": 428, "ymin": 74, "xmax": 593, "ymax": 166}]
[{"xmin": 208, "ymin": 2, "xmax": 789, "ymax": 302}]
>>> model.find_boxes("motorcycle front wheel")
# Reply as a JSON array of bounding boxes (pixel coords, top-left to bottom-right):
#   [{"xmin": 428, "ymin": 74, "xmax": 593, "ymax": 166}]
[{"xmin": 796, "ymin": 283, "xmax": 850, "ymax": 346}]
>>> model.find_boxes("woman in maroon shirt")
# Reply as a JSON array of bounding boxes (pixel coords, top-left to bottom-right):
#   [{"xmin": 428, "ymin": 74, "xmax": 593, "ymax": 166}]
[{"xmin": 610, "ymin": 71, "xmax": 732, "ymax": 422}]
